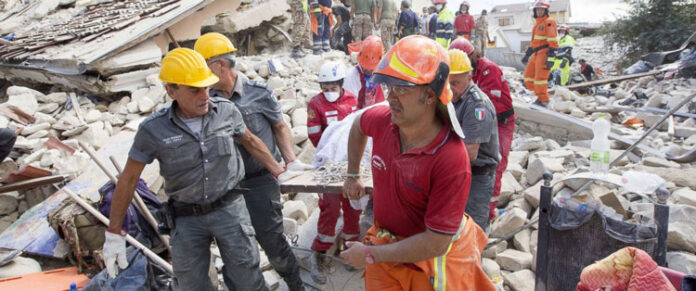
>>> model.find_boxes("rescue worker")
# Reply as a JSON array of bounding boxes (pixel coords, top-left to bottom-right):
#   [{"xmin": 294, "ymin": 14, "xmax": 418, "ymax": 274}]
[
  {"xmin": 579, "ymin": 59, "xmax": 597, "ymax": 81},
  {"xmin": 193, "ymin": 33, "xmax": 311, "ymax": 291},
  {"xmin": 375, "ymin": 0, "xmax": 397, "ymax": 52},
  {"xmin": 453, "ymin": 1, "xmax": 474, "ymax": 40},
  {"xmin": 350, "ymin": 0, "xmax": 375, "ymax": 42},
  {"xmin": 450, "ymin": 37, "xmax": 515, "ymax": 221},
  {"xmin": 306, "ymin": 61, "xmax": 361, "ymax": 284},
  {"xmin": 521, "ymin": 0, "xmax": 558, "ymax": 107},
  {"xmin": 340, "ymin": 35, "xmax": 494, "ymax": 291},
  {"xmin": 549, "ymin": 24, "xmax": 575, "ymax": 86},
  {"xmin": 289, "ymin": 0, "xmax": 309, "ymax": 58},
  {"xmin": 331, "ymin": 0, "xmax": 352, "ymax": 53},
  {"xmin": 473, "ymin": 9, "xmax": 491, "ymax": 57},
  {"xmin": 343, "ymin": 35, "xmax": 386, "ymax": 109},
  {"xmin": 397, "ymin": 1, "xmax": 419, "ymax": 39},
  {"xmin": 448, "ymin": 49, "xmax": 499, "ymax": 230},
  {"xmin": 309, "ymin": 0, "xmax": 334, "ymax": 54},
  {"xmin": 103, "ymin": 48, "xmax": 295, "ymax": 290},
  {"xmin": 432, "ymin": 0, "xmax": 454, "ymax": 48}
]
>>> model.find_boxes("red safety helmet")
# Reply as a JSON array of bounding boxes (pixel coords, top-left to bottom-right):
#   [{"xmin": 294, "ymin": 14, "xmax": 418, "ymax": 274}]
[
  {"xmin": 533, "ymin": 0, "xmax": 550, "ymax": 9},
  {"xmin": 558, "ymin": 24, "xmax": 570, "ymax": 33},
  {"xmin": 461, "ymin": 0, "xmax": 470, "ymax": 7},
  {"xmin": 433, "ymin": 0, "xmax": 447, "ymax": 5},
  {"xmin": 357, "ymin": 35, "xmax": 384, "ymax": 71},
  {"xmin": 449, "ymin": 38, "xmax": 474, "ymax": 55}
]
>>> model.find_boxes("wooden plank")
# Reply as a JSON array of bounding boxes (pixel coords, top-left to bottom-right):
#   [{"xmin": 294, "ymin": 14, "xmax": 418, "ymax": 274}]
[
  {"xmin": 0, "ymin": 175, "xmax": 69, "ymax": 193},
  {"xmin": 565, "ymin": 70, "xmax": 664, "ymax": 91},
  {"xmin": 280, "ymin": 172, "xmax": 373, "ymax": 194}
]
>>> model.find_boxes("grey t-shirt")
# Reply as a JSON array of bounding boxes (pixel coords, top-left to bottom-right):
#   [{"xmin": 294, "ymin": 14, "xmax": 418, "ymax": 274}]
[
  {"xmin": 129, "ymin": 98, "xmax": 247, "ymax": 204},
  {"xmin": 376, "ymin": 0, "xmax": 397, "ymax": 21},
  {"xmin": 453, "ymin": 84, "xmax": 500, "ymax": 168},
  {"xmin": 211, "ymin": 73, "xmax": 284, "ymax": 176}
]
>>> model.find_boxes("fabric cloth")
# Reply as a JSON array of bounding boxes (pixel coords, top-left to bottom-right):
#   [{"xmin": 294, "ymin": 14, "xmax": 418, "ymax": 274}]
[
  {"xmin": 363, "ymin": 217, "xmax": 495, "ymax": 291},
  {"xmin": 240, "ymin": 174, "xmax": 302, "ymax": 286},
  {"xmin": 311, "ymin": 193, "xmax": 362, "ymax": 251},
  {"xmin": 398, "ymin": 9, "xmax": 419, "ymax": 33},
  {"xmin": 129, "ymin": 98, "xmax": 246, "ymax": 204},
  {"xmin": 464, "ymin": 173, "xmax": 496, "ymax": 230},
  {"xmin": 0, "ymin": 128, "xmax": 16, "ymax": 162},
  {"xmin": 289, "ymin": 0, "xmax": 309, "ymax": 47},
  {"xmin": 333, "ymin": 4, "xmax": 351, "ymax": 23},
  {"xmin": 435, "ymin": 7, "xmax": 454, "ymax": 48},
  {"xmin": 524, "ymin": 16, "xmax": 558, "ymax": 102},
  {"xmin": 452, "ymin": 84, "xmax": 500, "ymax": 167},
  {"xmin": 352, "ymin": 14, "xmax": 373, "ymax": 42},
  {"xmin": 359, "ymin": 105, "xmax": 471, "ymax": 237},
  {"xmin": 343, "ymin": 65, "xmax": 386, "ymax": 109},
  {"xmin": 472, "ymin": 57, "xmax": 513, "ymax": 116},
  {"xmin": 581, "ymin": 64, "xmax": 595, "ymax": 81},
  {"xmin": 454, "ymin": 13, "xmax": 474, "ymax": 38},
  {"xmin": 376, "ymin": 0, "xmax": 397, "ymax": 21},
  {"xmin": 380, "ymin": 19, "xmax": 395, "ymax": 51},
  {"xmin": 490, "ymin": 115, "xmax": 515, "ymax": 219},
  {"xmin": 306, "ymin": 90, "xmax": 358, "ymax": 147},
  {"xmin": 170, "ymin": 195, "xmax": 267, "ymax": 291},
  {"xmin": 428, "ymin": 13, "xmax": 437, "ymax": 38},
  {"xmin": 577, "ymin": 247, "xmax": 676, "ymax": 291},
  {"xmin": 211, "ymin": 74, "xmax": 284, "ymax": 177},
  {"xmin": 351, "ymin": 0, "xmax": 373, "ymax": 16}
]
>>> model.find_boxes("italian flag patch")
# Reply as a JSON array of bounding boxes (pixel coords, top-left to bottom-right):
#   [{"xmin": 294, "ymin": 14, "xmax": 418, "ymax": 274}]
[{"xmin": 475, "ymin": 108, "xmax": 485, "ymax": 120}]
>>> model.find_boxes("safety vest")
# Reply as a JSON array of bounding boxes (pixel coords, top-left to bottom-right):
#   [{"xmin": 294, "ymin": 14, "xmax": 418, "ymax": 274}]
[
  {"xmin": 559, "ymin": 34, "xmax": 575, "ymax": 48},
  {"xmin": 435, "ymin": 7, "xmax": 454, "ymax": 48},
  {"xmin": 530, "ymin": 16, "xmax": 558, "ymax": 49}
]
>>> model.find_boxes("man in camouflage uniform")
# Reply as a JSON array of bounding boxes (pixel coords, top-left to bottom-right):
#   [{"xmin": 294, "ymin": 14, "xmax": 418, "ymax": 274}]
[
  {"xmin": 375, "ymin": 0, "xmax": 397, "ymax": 52},
  {"xmin": 473, "ymin": 9, "xmax": 490, "ymax": 57},
  {"xmin": 290, "ymin": 0, "xmax": 309, "ymax": 58}
]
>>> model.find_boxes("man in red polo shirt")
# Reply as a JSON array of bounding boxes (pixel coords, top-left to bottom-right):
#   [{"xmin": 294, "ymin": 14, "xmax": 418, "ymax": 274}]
[
  {"xmin": 340, "ymin": 35, "xmax": 494, "ymax": 291},
  {"xmin": 450, "ymin": 38, "xmax": 515, "ymax": 220}
]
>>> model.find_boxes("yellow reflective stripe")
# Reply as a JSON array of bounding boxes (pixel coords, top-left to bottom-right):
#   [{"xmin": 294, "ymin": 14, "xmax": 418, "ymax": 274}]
[
  {"xmin": 534, "ymin": 35, "xmax": 547, "ymax": 40},
  {"xmin": 432, "ymin": 216, "xmax": 467, "ymax": 291},
  {"xmin": 524, "ymin": 77, "xmax": 535, "ymax": 82},
  {"xmin": 534, "ymin": 80, "xmax": 548, "ymax": 84},
  {"xmin": 389, "ymin": 54, "xmax": 420, "ymax": 78},
  {"xmin": 547, "ymin": 37, "xmax": 558, "ymax": 41}
]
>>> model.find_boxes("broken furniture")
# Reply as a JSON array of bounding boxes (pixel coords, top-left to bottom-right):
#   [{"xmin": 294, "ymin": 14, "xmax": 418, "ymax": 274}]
[{"xmin": 534, "ymin": 173, "xmax": 670, "ymax": 291}]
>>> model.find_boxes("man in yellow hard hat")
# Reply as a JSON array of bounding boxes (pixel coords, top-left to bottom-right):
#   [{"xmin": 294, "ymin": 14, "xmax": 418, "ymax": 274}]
[
  {"xmin": 194, "ymin": 32, "xmax": 311, "ymax": 290},
  {"xmin": 448, "ymin": 49, "xmax": 499, "ymax": 231},
  {"xmin": 103, "ymin": 47, "xmax": 291, "ymax": 290}
]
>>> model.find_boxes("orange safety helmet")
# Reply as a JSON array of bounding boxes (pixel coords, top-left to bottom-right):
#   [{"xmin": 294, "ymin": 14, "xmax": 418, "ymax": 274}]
[
  {"xmin": 449, "ymin": 38, "xmax": 474, "ymax": 55},
  {"xmin": 372, "ymin": 35, "xmax": 465, "ymax": 139},
  {"xmin": 357, "ymin": 35, "xmax": 384, "ymax": 71}
]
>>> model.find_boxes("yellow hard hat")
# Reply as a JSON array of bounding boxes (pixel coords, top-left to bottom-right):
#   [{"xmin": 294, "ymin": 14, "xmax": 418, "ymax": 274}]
[
  {"xmin": 194, "ymin": 32, "xmax": 237, "ymax": 60},
  {"xmin": 448, "ymin": 49, "xmax": 473, "ymax": 75},
  {"xmin": 159, "ymin": 48, "xmax": 219, "ymax": 88}
]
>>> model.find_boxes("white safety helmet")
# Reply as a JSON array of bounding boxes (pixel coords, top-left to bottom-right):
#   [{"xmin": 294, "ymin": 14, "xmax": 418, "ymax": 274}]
[{"xmin": 317, "ymin": 61, "xmax": 346, "ymax": 83}]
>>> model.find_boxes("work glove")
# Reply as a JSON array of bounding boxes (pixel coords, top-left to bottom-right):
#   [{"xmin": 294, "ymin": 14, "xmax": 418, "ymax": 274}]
[
  {"xmin": 275, "ymin": 169, "xmax": 303, "ymax": 183},
  {"xmin": 287, "ymin": 160, "xmax": 313, "ymax": 171},
  {"xmin": 103, "ymin": 229, "xmax": 128, "ymax": 278},
  {"xmin": 545, "ymin": 58, "xmax": 555, "ymax": 70},
  {"xmin": 521, "ymin": 47, "xmax": 533, "ymax": 64}
]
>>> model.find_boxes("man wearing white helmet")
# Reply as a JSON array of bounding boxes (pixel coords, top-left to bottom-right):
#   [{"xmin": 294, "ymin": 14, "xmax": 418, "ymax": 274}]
[{"xmin": 306, "ymin": 61, "xmax": 361, "ymax": 284}]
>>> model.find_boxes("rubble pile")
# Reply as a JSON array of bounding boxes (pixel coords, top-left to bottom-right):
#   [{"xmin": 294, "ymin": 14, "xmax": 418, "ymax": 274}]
[{"xmin": 572, "ymin": 36, "xmax": 623, "ymax": 76}]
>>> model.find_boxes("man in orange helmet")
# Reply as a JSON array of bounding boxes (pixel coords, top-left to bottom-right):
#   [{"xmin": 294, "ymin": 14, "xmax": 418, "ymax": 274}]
[
  {"xmin": 521, "ymin": 0, "xmax": 558, "ymax": 107},
  {"xmin": 343, "ymin": 35, "xmax": 386, "ymax": 109},
  {"xmin": 340, "ymin": 35, "xmax": 494, "ymax": 291}
]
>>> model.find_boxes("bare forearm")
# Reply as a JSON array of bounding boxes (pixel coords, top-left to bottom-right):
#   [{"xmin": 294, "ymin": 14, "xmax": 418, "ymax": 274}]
[
  {"xmin": 347, "ymin": 114, "xmax": 367, "ymax": 174},
  {"xmin": 371, "ymin": 230, "xmax": 452, "ymax": 263},
  {"xmin": 238, "ymin": 131, "xmax": 284, "ymax": 175},
  {"xmin": 272, "ymin": 121, "xmax": 297, "ymax": 163},
  {"xmin": 107, "ymin": 159, "xmax": 144, "ymax": 233}
]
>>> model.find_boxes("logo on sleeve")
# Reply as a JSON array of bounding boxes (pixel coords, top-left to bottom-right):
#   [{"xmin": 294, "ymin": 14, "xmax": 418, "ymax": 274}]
[
  {"xmin": 372, "ymin": 155, "xmax": 387, "ymax": 171},
  {"xmin": 308, "ymin": 108, "xmax": 316, "ymax": 120},
  {"xmin": 474, "ymin": 108, "xmax": 485, "ymax": 120}
]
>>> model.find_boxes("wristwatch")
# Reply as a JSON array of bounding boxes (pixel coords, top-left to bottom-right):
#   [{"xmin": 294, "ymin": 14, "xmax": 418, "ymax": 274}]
[{"xmin": 365, "ymin": 246, "xmax": 375, "ymax": 264}]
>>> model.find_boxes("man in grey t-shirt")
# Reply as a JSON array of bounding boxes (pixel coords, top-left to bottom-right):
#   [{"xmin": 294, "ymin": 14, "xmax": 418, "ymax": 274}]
[{"xmin": 448, "ymin": 49, "xmax": 500, "ymax": 230}]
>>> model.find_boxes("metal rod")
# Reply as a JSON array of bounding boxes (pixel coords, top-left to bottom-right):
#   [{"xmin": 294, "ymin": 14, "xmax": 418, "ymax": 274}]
[
  {"xmin": 63, "ymin": 187, "xmax": 173, "ymax": 275},
  {"xmin": 165, "ymin": 28, "xmax": 180, "ymax": 48}
]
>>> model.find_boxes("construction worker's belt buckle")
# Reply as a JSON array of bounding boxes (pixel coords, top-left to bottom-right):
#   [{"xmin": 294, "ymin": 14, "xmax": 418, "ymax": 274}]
[
  {"xmin": 531, "ymin": 44, "xmax": 549, "ymax": 55},
  {"xmin": 172, "ymin": 188, "xmax": 250, "ymax": 217},
  {"xmin": 497, "ymin": 108, "xmax": 515, "ymax": 124}
]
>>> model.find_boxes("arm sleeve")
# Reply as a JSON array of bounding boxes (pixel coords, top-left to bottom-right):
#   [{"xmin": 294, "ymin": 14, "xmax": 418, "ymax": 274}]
[
  {"xmin": 546, "ymin": 20, "xmax": 559, "ymax": 49},
  {"xmin": 307, "ymin": 101, "xmax": 324, "ymax": 147},
  {"xmin": 343, "ymin": 68, "xmax": 362, "ymax": 97},
  {"xmin": 359, "ymin": 106, "xmax": 388, "ymax": 137},
  {"xmin": 425, "ymin": 153, "xmax": 470, "ymax": 234},
  {"xmin": 128, "ymin": 126, "xmax": 158, "ymax": 164},
  {"xmin": 477, "ymin": 66, "xmax": 505, "ymax": 102},
  {"xmin": 259, "ymin": 90, "xmax": 284, "ymax": 125},
  {"xmin": 460, "ymin": 102, "xmax": 494, "ymax": 144},
  {"xmin": 229, "ymin": 103, "xmax": 247, "ymax": 137}
]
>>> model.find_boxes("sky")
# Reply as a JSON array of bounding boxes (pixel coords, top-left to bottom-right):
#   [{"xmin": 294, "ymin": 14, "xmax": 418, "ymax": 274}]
[{"xmin": 446, "ymin": 0, "xmax": 631, "ymax": 23}]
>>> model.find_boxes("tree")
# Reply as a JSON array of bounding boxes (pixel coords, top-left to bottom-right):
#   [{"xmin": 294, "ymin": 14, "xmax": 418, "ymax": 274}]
[{"xmin": 600, "ymin": 0, "xmax": 696, "ymax": 69}]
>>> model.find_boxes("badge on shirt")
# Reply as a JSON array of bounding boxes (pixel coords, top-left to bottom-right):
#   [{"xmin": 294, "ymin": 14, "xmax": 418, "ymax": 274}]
[
  {"xmin": 308, "ymin": 108, "xmax": 316, "ymax": 120},
  {"xmin": 538, "ymin": 25, "xmax": 544, "ymax": 31},
  {"xmin": 475, "ymin": 108, "xmax": 485, "ymax": 120}
]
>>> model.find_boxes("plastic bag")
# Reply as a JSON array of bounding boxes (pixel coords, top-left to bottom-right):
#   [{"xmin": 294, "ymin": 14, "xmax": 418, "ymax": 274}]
[
  {"xmin": 619, "ymin": 170, "xmax": 665, "ymax": 195},
  {"xmin": 83, "ymin": 247, "xmax": 174, "ymax": 291},
  {"xmin": 623, "ymin": 60, "xmax": 655, "ymax": 75}
]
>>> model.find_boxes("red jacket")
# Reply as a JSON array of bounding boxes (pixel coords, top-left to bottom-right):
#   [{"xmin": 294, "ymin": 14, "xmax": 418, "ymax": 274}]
[
  {"xmin": 454, "ymin": 13, "xmax": 475, "ymax": 36},
  {"xmin": 306, "ymin": 90, "xmax": 358, "ymax": 147},
  {"xmin": 472, "ymin": 57, "xmax": 513, "ymax": 115}
]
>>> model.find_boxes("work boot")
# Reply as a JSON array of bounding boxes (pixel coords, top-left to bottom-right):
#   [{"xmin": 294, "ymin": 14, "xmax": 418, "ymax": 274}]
[
  {"xmin": 532, "ymin": 99, "xmax": 549, "ymax": 108},
  {"xmin": 310, "ymin": 252, "xmax": 327, "ymax": 285},
  {"xmin": 291, "ymin": 46, "xmax": 306, "ymax": 59},
  {"xmin": 284, "ymin": 274, "xmax": 306, "ymax": 291}
]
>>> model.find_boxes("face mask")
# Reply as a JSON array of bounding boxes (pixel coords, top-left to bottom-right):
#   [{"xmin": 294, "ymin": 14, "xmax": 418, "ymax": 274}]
[
  {"xmin": 324, "ymin": 91, "xmax": 340, "ymax": 102},
  {"xmin": 436, "ymin": 4, "xmax": 443, "ymax": 11}
]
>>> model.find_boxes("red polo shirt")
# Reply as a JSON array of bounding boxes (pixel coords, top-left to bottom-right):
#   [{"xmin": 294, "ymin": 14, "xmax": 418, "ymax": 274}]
[
  {"xmin": 472, "ymin": 57, "xmax": 513, "ymax": 114},
  {"xmin": 360, "ymin": 106, "xmax": 471, "ymax": 237}
]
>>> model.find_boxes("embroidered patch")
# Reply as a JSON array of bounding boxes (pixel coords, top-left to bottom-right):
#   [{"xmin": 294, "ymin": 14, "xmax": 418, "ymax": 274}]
[
  {"xmin": 475, "ymin": 108, "xmax": 485, "ymax": 120},
  {"xmin": 538, "ymin": 25, "xmax": 544, "ymax": 31},
  {"xmin": 308, "ymin": 108, "xmax": 316, "ymax": 120}
]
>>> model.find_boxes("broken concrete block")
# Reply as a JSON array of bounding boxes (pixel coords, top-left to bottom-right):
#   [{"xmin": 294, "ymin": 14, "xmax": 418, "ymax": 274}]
[
  {"xmin": 282, "ymin": 200, "xmax": 308, "ymax": 221},
  {"xmin": 38, "ymin": 103, "xmax": 60, "ymax": 114},
  {"xmin": 482, "ymin": 239, "xmax": 507, "ymax": 259},
  {"xmin": 84, "ymin": 109, "xmax": 101, "ymax": 123},
  {"xmin": 530, "ymin": 229, "xmax": 538, "ymax": 258},
  {"xmin": 0, "ymin": 256, "xmax": 42, "ymax": 278},
  {"xmin": 27, "ymin": 130, "xmax": 49, "ymax": 140},
  {"xmin": 75, "ymin": 122, "xmax": 109, "ymax": 150},
  {"xmin": 138, "ymin": 98, "xmax": 156, "ymax": 113},
  {"xmin": 552, "ymin": 100, "xmax": 575, "ymax": 113},
  {"xmin": 21, "ymin": 122, "xmax": 51, "ymax": 136},
  {"xmin": 668, "ymin": 205, "xmax": 696, "ymax": 253},
  {"xmin": 278, "ymin": 99, "xmax": 296, "ymax": 114},
  {"xmin": 525, "ymin": 159, "xmax": 546, "ymax": 185},
  {"xmin": 508, "ymin": 151, "xmax": 529, "ymax": 168},
  {"xmin": 513, "ymin": 136, "xmax": 546, "ymax": 152},
  {"xmin": 21, "ymin": 148, "xmax": 46, "ymax": 166},
  {"xmin": 502, "ymin": 269, "xmax": 535, "ymax": 291},
  {"xmin": 257, "ymin": 63, "xmax": 270, "ymax": 78},
  {"xmin": 0, "ymin": 192, "xmax": 19, "ymax": 215},
  {"xmin": 506, "ymin": 196, "xmax": 532, "ymax": 217},
  {"xmin": 5, "ymin": 93, "xmax": 38, "ymax": 115},
  {"xmin": 294, "ymin": 192, "xmax": 318, "ymax": 217},
  {"xmin": 499, "ymin": 172, "xmax": 523, "ymax": 206},
  {"xmin": 513, "ymin": 228, "xmax": 532, "ymax": 253},
  {"xmin": 126, "ymin": 101, "xmax": 139, "ymax": 113},
  {"xmin": 297, "ymin": 141, "xmax": 315, "ymax": 165},
  {"xmin": 283, "ymin": 217, "xmax": 298, "ymax": 236},
  {"xmin": 641, "ymin": 156, "xmax": 680, "ymax": 168},
  {"xmin": 44, "ymin": 92, "xmax": 69, "ymax": 104},
  {"xmin": 39, "ymin": 149, "xmax": 62, "ymax": 168},
  {"xmin": 291, "ymin": 108, "xmax": 308, "ymax": 127},
  {"xmin": 506, "ymin": 163, "xmax": 524, "ymax": 181},
  {"xmin": 267, "ymin": 76, "xmax": 285, "ymax": 90},
  {"xmin": 673, "ymin": 187, "xmax": 696, "ymax": 207},
  {"xmin": 291, "ymin": 126, "xmax": 308, "ymax": 145},
  {"xmin": 490, "ymin": 207, "xmax": 528, "ymax": 238},
  {"xmin": 263, "ymin": 270, "xmax": 280, "ymax": 290},
  {"xmin": 482, "ymin": 258, "xmax": 502, "ymax": 278},
  {"xmin": 599, "ymin": 191, "xmax": 629, "ymax": 218},
  {"xmin": 634, "ymin": 165, "xmax": 696, "ymax": 188},
  {"xmin": 666, "ymin": 251, "xmax": 696, "ymax": 274},
  {"xmin": 495, "ymin": 249, "xmax": 533, "ymax": 271}
]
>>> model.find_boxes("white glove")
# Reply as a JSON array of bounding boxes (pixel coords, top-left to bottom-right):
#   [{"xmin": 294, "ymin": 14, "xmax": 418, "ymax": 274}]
[
  {"xmin": 277, "ymin": 170, "xmax": 303, "ymax": 183},
  {"xmin": 103, "ymin": 230, "xmax": 128, "ymax": 278},
  {"xmin": 287, "ymin": 160, "xmax": 313, "ymax": 171}
]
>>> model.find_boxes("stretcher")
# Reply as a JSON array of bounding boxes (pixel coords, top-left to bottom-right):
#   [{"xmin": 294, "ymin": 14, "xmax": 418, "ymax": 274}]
[{"xmin": 279, "ymin": 172, "xmax": 373, "ymax": 194}]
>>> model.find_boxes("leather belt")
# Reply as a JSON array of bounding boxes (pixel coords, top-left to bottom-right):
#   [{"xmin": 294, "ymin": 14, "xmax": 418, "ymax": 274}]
[
  {"xmin": 245, "ymin": 169, "xmax": 270, "ymax": 180},
  {"xmin": 171, "ymin": 188, "xmax": 249, "ymax": 217},
  {"xmin": 497, "ymin": 108, "xmax": 515, "ymax": 124},
  {"xmin": 471, "ymin": 165, "xmax": 496, "ymax": 176}
]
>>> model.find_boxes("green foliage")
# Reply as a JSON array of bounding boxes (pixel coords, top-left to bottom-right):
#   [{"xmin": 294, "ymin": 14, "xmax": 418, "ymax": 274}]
[{"xmin": 600, "ymin": 0, "xmax": 696, "ymax": 69}]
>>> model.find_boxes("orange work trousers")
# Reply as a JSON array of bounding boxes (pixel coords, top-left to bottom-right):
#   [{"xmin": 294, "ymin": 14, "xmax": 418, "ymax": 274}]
[
  {"xmin": 363, "ymin": 216, "xmax": 495, "ymax": 291},
  {"xmin": 523, "ymin": 49, "xmax": 551, "ymax": 102}
]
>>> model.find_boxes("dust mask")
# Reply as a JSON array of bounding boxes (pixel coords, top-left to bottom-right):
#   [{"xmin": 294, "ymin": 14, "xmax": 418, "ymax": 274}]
[
  {"xmin": 324, "ymin": 91, "xmax": 340, "ymax": 102},
  {"xmin": 436, "ymin": 4, "xmax": 443, "ymax": 11}
]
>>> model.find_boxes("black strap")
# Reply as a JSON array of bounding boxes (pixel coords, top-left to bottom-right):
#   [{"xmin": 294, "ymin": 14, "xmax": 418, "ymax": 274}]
[
  {"xmin": 245, "ymin": 169, "xmax": 270, "ymax": 180},
  {"xmin": 471, "ymin": 165, "xmax": 496, "ymax": 176},
  {"xmin": 172, "ymin": 188, "xmax": 249, "ymax": 217},
  {"xmin": 531, "ymin": 44, "xmax": 549, "ymax": 54},
  {"xmin": 497, "ymin": 108, "xmax": 515, "ymax": 123}
]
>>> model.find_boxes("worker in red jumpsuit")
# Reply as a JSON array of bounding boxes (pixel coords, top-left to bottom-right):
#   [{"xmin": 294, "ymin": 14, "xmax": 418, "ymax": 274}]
[
  {"xmin": 451, "ymin": 37, "xmax": 515, "ymax": 220},
  {"xmin": 453, "ymin": 0, "xmax": 475, "ymax": 40},
  {"xmin": 343, "ymin": 35, "xmax": 385, "ymax": 109},
  {"xmin": 521, "ymin": 0, "xmax": 558, "ymax": 107},
  {"xmin": 306, "ymin": 61, "xmax": 360, "ymax": 285}
]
